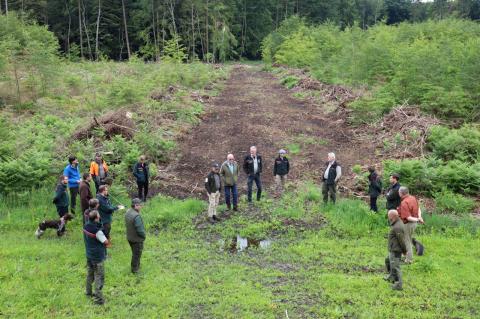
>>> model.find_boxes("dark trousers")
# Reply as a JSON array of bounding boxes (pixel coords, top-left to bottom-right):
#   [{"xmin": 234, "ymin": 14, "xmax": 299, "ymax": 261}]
[
  {"xmin": 385, "ymin": 252, "xmax": 402, "ymax": 285},
  {"xmin": 102, "ymin": 223, "xmax": 111, "ymax": 239},
  {"xmin": 56, "ymin": 205, "xmax": 68, "ymax": 218},
  {"xmin": 128, "ymin": 241, "xmax": 144, "ymax": 273},
  {"xmin": 69, "ymin": 187, "xmax": 79, "ymax": 213},
  {"xmin": 322, "ymin": 183, "xmax": 336, "ymax": 204},
  {"xmin": 370, "ymin": 196, "xmax": 378, "ymax": 212},
  {"xmin": 137, "ymin": 181, "xmax": 149, "ymax": 201},
  {"xmin": 224, "ymin": 185, "xmax": 238, "ymax": 208},
  {"xmin": 86, "ymin": 259, "xmax": 105, "ymax": 303},
  {"xmin": 247, "ymin": 174, "xmax": 262, "ymax": 202},
  {"xmin": 94, "ymin": 179, "xmax": 107, "ymax": 194}
]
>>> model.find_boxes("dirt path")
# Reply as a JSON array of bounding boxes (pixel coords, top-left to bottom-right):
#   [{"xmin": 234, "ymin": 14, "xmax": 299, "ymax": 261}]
[{"xmin": 158, "ymin": 65, "xmax": 373, "ymax": 198}]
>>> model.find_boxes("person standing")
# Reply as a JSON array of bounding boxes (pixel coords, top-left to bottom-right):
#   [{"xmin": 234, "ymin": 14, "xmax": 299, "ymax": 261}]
[
  {"xmin": 368, "ymin": 167, "xmax": 382, "ymax": 212},
  {"xmin": 80, "ymin": 173, "xmax": 93, "ymax": 215},
  {"xmin": 90, "ymin": 153, "xmax": 109, "ymax": 194},
  {"xmin": 205, "ymin": 163, "xmax": 222, "ymax": 222},
  {"xmin": 385, "ymin": 173, "xmax": 401, "ymax": 210},
  {"xmin": 83, "ymin": 210, "xmax": 111, "ymax": 305},
  {"xmin": 53, "ymin": 175, "xmax": 69, "ymax": 218},
  {"xmin": 384, "ymin": 210, "xmax": 407, "ymax": 291},
  {"xmin": 133, "ymin": 155, "xmax": 149, "ymax": 202},
  {"xmin": 322, "ymin": 152, "xmax": 342, "ymax": 204},
  {"xmin": 96, "ymin": 185, "xmax": 124, "ymax": 239},
  {"xmin": 84, "ymin": 198, "xmax": 100, "ymax": 225},
  {"xmin": 273, "ymin": 149, "xmax": 290, "ymax": 197},
  {"xmin": 125, "ymin": 198, "xmax": 146, "ymax": 274},
  {"xmin": 397, "ymin": 186, "xmax": 424, "ymax": 264},
  {"xmin": 220, "ymin": 154, "xmax": 239, "ymax": 211},
  {"xmin": 64, "ymin": 156, "xmax": 81, "ymax": 214},
  {"xmin": 243, "ymin": 146, "xmax": 263, "ymax": 203}
]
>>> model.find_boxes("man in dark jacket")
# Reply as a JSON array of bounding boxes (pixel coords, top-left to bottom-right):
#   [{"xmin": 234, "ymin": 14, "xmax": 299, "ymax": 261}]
[
  {"xmin": 243, "ymin": 146, "xmax": 263, "ymax": 203},
  {"xmin": 385, "ymin": 173, "xmax": 401, "ymax": 210},
  {"xmin": 83, "ymin": 210, "xmax": 111, "ymax": 305},
  {"xmin": 53, "ymin": 175, "xmax": 69, "ymax": 217},
  {"xmin": 273, "ymin": 149, "xmax": 290, "ymax": 197},
  {"xmin": 96, "ymin": 185, "xmax": 124, "ymax": 239},
  {"xmin": 368, "ymin": 167, "xmax": 382, "ymax": 212},
  {"xmin": 322, "ymin": 152, "xmax": 342, "ymax": 204},
  {"xmin": 133, "ymin": 155, "xmax": 149, "ymax": 202},
  {"xmin": 384, "ymin": 209, "xmax": 407, "ymax": 291},
  {"xmin": 80, "ymin": 173, "xmax": 93, "ymax": 215},
  {"xmin": 63, "ymin": 156, "xmax": 81, "ymax": 214},
  {"xmin": 125, "ymin": 198, "xmax": 146, "ymax": 273},
  {"xmin": 205, "ymin": 163, "xmax": 222, "ymax": 222}
]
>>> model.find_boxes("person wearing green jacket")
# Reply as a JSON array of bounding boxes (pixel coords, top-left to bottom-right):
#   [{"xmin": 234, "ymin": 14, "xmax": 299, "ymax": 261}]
[
  {"xmin": 220, "ymin": 154, "xmax": 240, "ymax": 211},
  {"xmin": 96, "ymin": 185, "xmax": 125, "ymax": 239},
  {"xmin": 384, "ymin": 210, "xmax": 407, "ymax": 291},
  {"xmin": 125, "ymin": 198, "xmax": 146, "ymax": 273}
]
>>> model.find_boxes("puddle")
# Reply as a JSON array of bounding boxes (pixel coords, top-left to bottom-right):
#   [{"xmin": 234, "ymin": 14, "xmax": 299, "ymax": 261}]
[{"xmin": 226, "ymin": 235, "xmax": 272, "ymax": 253}]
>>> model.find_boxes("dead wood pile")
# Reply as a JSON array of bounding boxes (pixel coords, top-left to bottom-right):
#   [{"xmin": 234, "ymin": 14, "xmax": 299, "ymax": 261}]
[{"xmin": 73, "ymin": 110, "xmax": 136, "ymax": 140}]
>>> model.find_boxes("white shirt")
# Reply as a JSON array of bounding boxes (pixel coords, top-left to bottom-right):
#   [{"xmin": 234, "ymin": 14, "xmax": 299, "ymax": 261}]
[{"xmin": 253, "ymin": 156, "xmax": 258, "ymax": 174}]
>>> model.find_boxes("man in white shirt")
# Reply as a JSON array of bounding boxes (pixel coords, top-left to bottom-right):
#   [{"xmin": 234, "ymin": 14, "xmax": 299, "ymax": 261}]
[{"xmin": 322, "ymin": 152, "xmax": 342, "ymax": 204}]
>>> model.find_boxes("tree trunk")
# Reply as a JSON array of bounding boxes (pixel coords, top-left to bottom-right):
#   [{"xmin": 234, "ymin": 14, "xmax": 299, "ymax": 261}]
[
  {"xmin": 195, "ymin": 7, "xmax": 205, "ymax": 58},
  {"xmin": 95, "ymin": 0, "xmax": 101, "ymax": 60},
  {"xmin": 65, "ymin": 0, "xmax": 72, "ymax": 55},
  {"xmin": 4, "ymin": 0, "xmax": 8, "ymax": 15},
  {"xmin": 191, "ymin": 3, "xmax": 195, "ymax": 59},
  {"xmin": 205, "ymin": 0, "xmax": 209, "ymax": 61},
  {"xmin": 152, "ymin": 0, "xmax": 159, "ymax": 60},
  {"xmin": 121, "ymin": 0, "xmax": 131, "ymax": 59},
  {"xmin": 13, "ymin": 62, "xmax": 21, "ymax": 103},
  {"xmin": 82, "ymin": 0, "xmax": 93, "ymax": 59},
  {"xmin": 78, "ymin": 0, "xmax": 83, "ymax": 58}
]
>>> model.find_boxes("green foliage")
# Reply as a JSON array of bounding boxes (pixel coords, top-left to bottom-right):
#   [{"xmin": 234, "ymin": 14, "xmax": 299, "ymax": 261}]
[
  {"xmin": 434, "ymin": 189, "xmax": 476, "ymax": 215},
  {"xmin": 383, "ymin": 158, "xmax": 435, "ymax": 195},
  {"xmin": 162, "ymin": 35, "xmax": 188, "ymax": 63},
  {"xmin": 0, "ymin": 14, "xmax": 59, "ymax": 102},
  {"xmin": 427, "ymin": 125, "xmax": 480, "ymax": 162},
  {"xmin": 143, "ymin": 196, "xmax": 205, "ymax": 228},
  {"xmin": 280, "ymin": 75, "xmax": 299, "ymax": 89},
  {"xmin": 134, "ymin": 130, "xmax": 176, "ymax": 163},
  {"xmin": 264, "ymin": 19, "xmax": 480, "ymax": 122}
]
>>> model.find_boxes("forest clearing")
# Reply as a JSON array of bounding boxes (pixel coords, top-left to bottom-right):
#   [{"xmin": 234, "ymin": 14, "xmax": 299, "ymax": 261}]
[{"xmin": 1, "ymin": 2, "xmax": 480, "ymax": 318}]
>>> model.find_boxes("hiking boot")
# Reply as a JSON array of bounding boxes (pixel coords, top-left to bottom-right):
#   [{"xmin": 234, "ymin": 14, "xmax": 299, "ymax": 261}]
[
  {"xmin": 85, "ymin": 292, "xmax": 93, "ymax": 297},
  {"xmin": 94, "ymin": 298, "xmax": 105, "ymax": 305},
  {"xmin": 226, "ymin": 204, "xmax": 232, "ymax": 211},
  {"xmin": 383, "ymin": 275, "xmax": 394, "ymax": 283},
  {"xmin": 208, "ymin": 217, "xmax": 216, "ymax": 224},
  {"xmin": 212, "ymin": 215, "xmax": 220, "ymax": 221},
  {"xmin": 391, "ymin": 282, "xmax": 403, "ymax": 291},
  {"xmin": 233, "ymin": 206, "xmax": 238, "ymax": 211}
]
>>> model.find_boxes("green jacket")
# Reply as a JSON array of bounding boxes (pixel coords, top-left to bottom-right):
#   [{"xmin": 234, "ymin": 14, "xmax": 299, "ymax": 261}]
[
  {"xmin": 125, "ymin": 208, "xmax": 146, "ymax": 243},
  {"xmin": 53, "ymin": 183, "xmax": 69, "ymax": 208},
  {"xmin": 388, "ymin": 219, "xmax": 407, "ymax": 254},
  {"xmin": 220, "ymin": 161, "xmax": 239, "ymax": 186}
]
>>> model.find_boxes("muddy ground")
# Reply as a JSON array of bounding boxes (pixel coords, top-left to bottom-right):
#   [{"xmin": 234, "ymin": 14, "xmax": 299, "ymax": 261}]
[{"xmin": 157, "ymin": 65, "xmax": 376, "ymax": 199}]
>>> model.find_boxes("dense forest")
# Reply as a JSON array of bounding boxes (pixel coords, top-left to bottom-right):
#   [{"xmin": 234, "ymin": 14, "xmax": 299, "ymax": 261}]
[{"xmin": 1, "ymin": 0, "xmax": 480, "ymax": 61}]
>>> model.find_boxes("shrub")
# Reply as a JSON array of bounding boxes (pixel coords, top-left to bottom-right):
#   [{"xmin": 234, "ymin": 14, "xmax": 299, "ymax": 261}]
[
  {"xmin": 427, "ymin": 125, "xmax": 480, "ymax": 163},
  {"xmin": 281, "ymin": 76, "xmax": 300, "ymax": 89},
  {"xmin": 433, "ymin": 189, "xmax": 475, "ymax": 215},
  {"xmin": 382, "ymin": 158, "xmax": 436, "ymax": 195}
]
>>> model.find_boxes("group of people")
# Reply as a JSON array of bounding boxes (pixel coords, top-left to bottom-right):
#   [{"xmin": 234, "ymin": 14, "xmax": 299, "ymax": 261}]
[
  {"xmin": 34, "ymin": 153, "xmax": 150, "ymax": 305},
  {"xmin": 368, "ymin": 170, "xmax": 426, "ymax": 291},
  {"xmin": 34, "ymin": 145, "xmax": 425, "ymax": 305}
]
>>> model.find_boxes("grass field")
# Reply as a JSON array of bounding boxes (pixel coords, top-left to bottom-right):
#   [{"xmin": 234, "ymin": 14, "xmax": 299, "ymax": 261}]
[{"xmin": 1, "ymin": 185, "xmax": 479, "ymax": 318}]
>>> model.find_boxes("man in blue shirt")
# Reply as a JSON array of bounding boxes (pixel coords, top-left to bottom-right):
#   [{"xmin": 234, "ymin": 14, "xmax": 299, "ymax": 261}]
[{"xmin": 63, "ymin": 156, "xmax": 81, "ymax": 214}]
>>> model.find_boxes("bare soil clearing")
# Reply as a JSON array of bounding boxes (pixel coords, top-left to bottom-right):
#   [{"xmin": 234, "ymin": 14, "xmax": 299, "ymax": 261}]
[{"xmin": 158, "ymin": 65, "xmax": 375, "ymax": 198}]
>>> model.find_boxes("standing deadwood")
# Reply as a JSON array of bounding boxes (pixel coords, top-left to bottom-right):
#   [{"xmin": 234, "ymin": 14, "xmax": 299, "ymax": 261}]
[
  {"xmin": 4, "ymin": 0, "xmax": 8, "ymax": 15},
  {"xmin": 191, "ymin": 3, "xmax": 195, "ymax": 59},
  {"xmin": 95, "ymin": 0, "xmax": 101, "ymax": 60},
  {"xmin": 78, "ymin": 0, "xmax": 84, "ymax": 58},
  {"xmin": 152, "ymin": 0, "xmax": 159, "ymax": 60},
  {"xmin": 65, "ymin": 0, "xmax": 72, "ymax": 55},
  {"xmin": 121, "ymin": 0, "xmax": 131, "ymax": 59},
  {"xmin": 205, "ymin": 0, "xmax": 209, "ymax": 60},
  {"xmin": 82, "ymin": 0, "xmax": 93, "ymax": 59},
  {"xmin": 195, "ymin": 6, "xmax": 205, "ymax": 57},
  {"xmin": 167, "ymin": 0, "xmax": 178, "ymax": 38}
]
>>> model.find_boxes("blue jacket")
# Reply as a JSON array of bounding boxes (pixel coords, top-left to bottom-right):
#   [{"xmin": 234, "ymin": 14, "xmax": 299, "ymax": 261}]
[
  {"xmin": 97, "ymin": 193, "xmax": 118, "ymax": 225},
  {"xmin": 83, "ymin": 222, "xmax": 106, "ymax": 263},
  {"xmin": 63, "ymin": 164, "xmax": 81, "ymax": 188}
]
